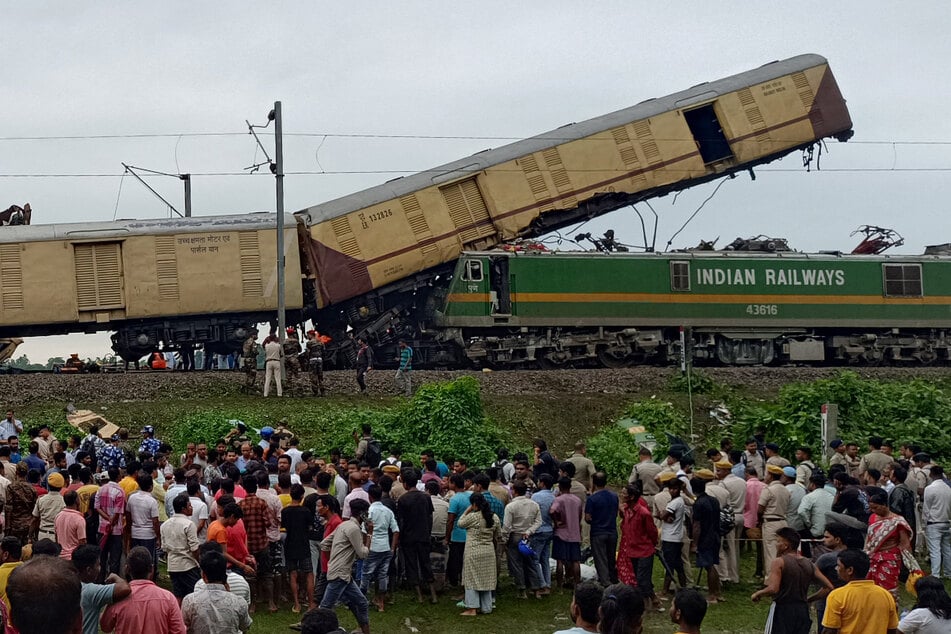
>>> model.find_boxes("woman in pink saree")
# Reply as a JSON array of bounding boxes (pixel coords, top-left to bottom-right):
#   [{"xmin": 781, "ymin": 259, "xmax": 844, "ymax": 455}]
[{"xmin": 865, "ymin": 491, "xmax": 919, "ymax": 597}]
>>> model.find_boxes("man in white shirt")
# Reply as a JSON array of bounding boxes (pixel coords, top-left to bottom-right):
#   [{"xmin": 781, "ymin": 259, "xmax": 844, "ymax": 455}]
[
  {"xmin": 126, "ymin": 474, "xmax": 161, "ymax": 580},
  {"xmin": 161, "ymin": 492, "xmax": 201, "ymax": 602},
  {"xmin": 284, "ymin": 438, "xmax": 304, "ymax": 474},
  {"xmin": 0, "ymin": 411, "xmax": 23, "ymax": 445},
  {"xmin": 659, "ymin": 477, "xmax": 688, "ymax": 595},
  {"xmin": 922, "ymin": 465, "xmax": 951, "ymax": 579},
  {"xmin": 182, "ymin": 550, "xmax": 252, "ymax": 633},
  {"xmin": 186, "ymin": 481, "xmax": 209, "ymax": 540},
  {"xmin": 193, "ymin": 541, "xmax": 252, "ymax": 607}
]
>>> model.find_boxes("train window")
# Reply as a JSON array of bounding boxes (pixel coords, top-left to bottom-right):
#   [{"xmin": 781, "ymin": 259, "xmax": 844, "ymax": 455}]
[
  {"xmin": 684, "ymin": 104, "xmax": 734, "ymax": 164},
  {"xmin": 670, "ymin": 261, "xmax": 690, "ymax": 291},
  {"xmin": 463, "ymin": 260, "xmax": 483, "ymax": 282},
  {"xmin": 882, "ymin": 263, "xmax": 922, "ymax": 297}
]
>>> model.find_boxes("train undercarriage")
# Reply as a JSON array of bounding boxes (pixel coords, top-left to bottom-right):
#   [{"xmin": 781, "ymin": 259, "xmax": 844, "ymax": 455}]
[
  {"xmin": 328, "ymin": 300, "xmax": 951, "ymax": 369},
  {"xmin": 441, "ymin": 326, "xmax": 951, "ymax": 369}
]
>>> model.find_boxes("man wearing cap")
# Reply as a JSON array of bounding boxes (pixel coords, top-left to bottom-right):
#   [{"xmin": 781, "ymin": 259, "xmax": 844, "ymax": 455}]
[
  {"xmin": 829, "ymin": 440, "xmax": 848, "ymax": 470},
  {"xmin": 99, "ymin": 435, "xmax": 126, "ymax": 472},
  {"xmin": 33, "ymin": 471, "xmax": 66, "ymax": 542},
  {"xmin": 138, "ymin": 427, "xmax": 161, "ymax": 458},
  {"xmin": 653, "ymin": 471, "xmax": 693, "ymax": 583},
  {"xmin": 713, "ymin": 459, "xmax": 745, "ymax": 584},
  {"xmin": 764, "ymin": 444, "xmax": 790, "ymax": 468},
  {"xmin": 758, "ymin": 464, "xmax": 790, "ymax": 573}
]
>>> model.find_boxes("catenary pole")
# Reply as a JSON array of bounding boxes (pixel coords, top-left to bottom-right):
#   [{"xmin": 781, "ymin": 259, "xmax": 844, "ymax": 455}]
[{"xmin": 274, "ymin": 102, "xmax": 286, "ymax": 380}]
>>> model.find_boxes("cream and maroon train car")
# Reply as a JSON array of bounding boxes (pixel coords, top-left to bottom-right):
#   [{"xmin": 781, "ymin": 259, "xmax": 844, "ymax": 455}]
[
  {"xmin": 0, "ymin": 213, "xmax": 301, "ymax": 360},
  {"xmin": 295, "ymin": 53, "xmax": 852, "ymax": 352}
]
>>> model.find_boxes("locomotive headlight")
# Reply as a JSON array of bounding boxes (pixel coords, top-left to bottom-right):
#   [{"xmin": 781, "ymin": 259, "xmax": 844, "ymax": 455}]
[
  {"xmin": 359, "ymin": 306, "xmax": 370, "ymax": 318},
  {"xmin": 136, "ymin": 333, "xmax": 150, "ymax": 346}
]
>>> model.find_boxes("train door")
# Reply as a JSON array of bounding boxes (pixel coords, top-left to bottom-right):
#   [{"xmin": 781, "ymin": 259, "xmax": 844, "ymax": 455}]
[
  {"xmin": 684, "ymin": 104, "xmax": 734, "ymax": 164},
  {"xmin": 73, "ymin": 241, "xmax": 126, "ymax": 315},
  {"xmin": 489, "ymin": 256, "xmax": 511, "ymax": 316}
]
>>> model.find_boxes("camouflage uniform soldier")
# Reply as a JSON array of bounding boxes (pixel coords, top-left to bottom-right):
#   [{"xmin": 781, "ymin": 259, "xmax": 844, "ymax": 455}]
[
  {"xmin": 305, "ymin": 330, "xmax": 326, "ymax": 396},
  {"xmin": 283, "ymin": 328, "xmax": 302, "ymax": 380},
  {"xmin": 242, "ymin": 329, "xmax": 259, "ymax": 392}
]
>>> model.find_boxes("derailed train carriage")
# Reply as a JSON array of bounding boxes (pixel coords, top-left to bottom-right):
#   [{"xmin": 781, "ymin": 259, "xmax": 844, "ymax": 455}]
[
  {"xmin": 295, "ymin": 53, "xmax": 853, "ymax": 365},
  {"xmin": 432, "ymin": 250, "xmax": 951, "ymax": 368}
]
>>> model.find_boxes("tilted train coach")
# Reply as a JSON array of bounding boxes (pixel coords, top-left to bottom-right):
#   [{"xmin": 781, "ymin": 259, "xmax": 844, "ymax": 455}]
[
  {"xmin": 432, "ymin": 250, "xmax": 951, "ymax": 368},
  {"xmin": 295, "ymin": 53, "xmax": 853, "ymax": 364}
]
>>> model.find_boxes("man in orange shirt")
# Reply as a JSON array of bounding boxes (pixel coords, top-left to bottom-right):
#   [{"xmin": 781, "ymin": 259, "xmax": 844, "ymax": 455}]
[{"xmin": 207, "ymin": 503, "xmax": 254, "ymax": 577}]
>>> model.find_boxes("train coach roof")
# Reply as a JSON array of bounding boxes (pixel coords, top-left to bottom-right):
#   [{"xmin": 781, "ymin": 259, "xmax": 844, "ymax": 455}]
[
  {"xmin": 0, "ymin": 212, "xmax": 292, "ymax": 243},
  {"xmin": 296, "ymin": 54, "xmax": 830, "ymax": 225}
]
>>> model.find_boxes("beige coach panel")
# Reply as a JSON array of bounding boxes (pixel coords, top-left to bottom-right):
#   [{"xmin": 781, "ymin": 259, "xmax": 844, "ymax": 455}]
[
  {"xmin": 0, "ymin": 241, "xmax": 79, "ymax": 327},
  {"xmin": 121, "ymin": 226, "xmax": 303, "ymax": 319}
]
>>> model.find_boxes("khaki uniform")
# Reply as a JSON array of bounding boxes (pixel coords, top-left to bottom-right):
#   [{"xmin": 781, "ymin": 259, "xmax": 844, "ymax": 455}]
[
  {"xmin": 858, "ymin": 449, "xmax": 893, "ymax": 476},
  {"xmin": 829, "ymin": 451, "xmax": 849, "ymax": 470},
  {"xmin": 846, "ymin": 454, "xmax": 861, "ymax": 478},
  {"xmin": 305, "ymin": 338, "xmax": 325, "ymax": 396},
  {"xmin": 242, "ymin": 336, "xmax": 258, "ymax": 389},
  {"xmin": 714, "ymin": 474, "xmax": 747, "ymax": 583},
  {"xmin": 758, "ymin": 480, "xmax": 790, "ymax": 573}
]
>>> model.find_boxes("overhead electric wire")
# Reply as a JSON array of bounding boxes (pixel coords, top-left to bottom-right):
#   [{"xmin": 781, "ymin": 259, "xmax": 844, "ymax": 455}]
[
  {"xmin": 2, "ymin": 130, "xmax": 951, "ymax": 145},
  {"xmin": 4, "ymin": 165, "xmax": 951, "ymax": 179}
]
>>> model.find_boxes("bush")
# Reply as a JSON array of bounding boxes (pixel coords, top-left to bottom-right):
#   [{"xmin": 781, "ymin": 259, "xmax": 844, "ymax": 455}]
[
  {"xmin": 587, "ymin": 399, "xmax": 689, "ymax": 483},
  {"xmin": 667, "ymin": 369, "xmax": 716, "ymax": 394},
  {"xmin": 729, "ymin": 371, "xmax": 951, "ymax": 461}
]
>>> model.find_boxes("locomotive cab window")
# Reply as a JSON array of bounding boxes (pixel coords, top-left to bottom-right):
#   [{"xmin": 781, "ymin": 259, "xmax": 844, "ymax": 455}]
[
  {"xmin": 882, "ymin": 263, "xmax": 922, "ymax": 297},
  {"xmin": 684, "ymin": 104, "xmax": 734, "ymax": 164},
  {"xmin": 670, "ymin": 261, "xmax": 691, "ymax": 291},
  {"xmin": 462, "ymin": 259, "xmax": 483, "ymax": 282}
]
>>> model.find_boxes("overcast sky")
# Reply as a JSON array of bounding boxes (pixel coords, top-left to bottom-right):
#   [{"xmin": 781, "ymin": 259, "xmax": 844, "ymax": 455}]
[{"xmin": 5, "ymin": 3, "xmax": 951, "ymax": 362}]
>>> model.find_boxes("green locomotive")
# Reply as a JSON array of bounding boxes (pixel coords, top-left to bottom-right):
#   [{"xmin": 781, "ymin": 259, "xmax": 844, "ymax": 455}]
[{"xmin": 433, "ymin": 250, "xmax": 951, "ymax": 367}]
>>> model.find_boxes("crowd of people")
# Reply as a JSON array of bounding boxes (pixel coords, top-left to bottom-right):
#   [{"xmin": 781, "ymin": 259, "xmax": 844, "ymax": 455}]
[{"xmin": 0, "ymin": 407, "xmax": 948, "ymax": 634}]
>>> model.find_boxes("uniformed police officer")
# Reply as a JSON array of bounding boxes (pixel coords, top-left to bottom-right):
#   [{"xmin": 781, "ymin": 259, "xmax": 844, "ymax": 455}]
[{"xmin": 242, "ymin": 328, "xmax": 259, "ymax": 392}]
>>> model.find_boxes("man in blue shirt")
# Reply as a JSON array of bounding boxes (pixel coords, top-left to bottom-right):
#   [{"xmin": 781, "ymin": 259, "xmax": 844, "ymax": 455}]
[
  {"xmin": 531, "ymin": 473, "xmax": 556, "ymax": 593},
  {"xmin": 444, "ymin": 474, "xmax": 471, "ymax": 590},
  {"xmin": 8, "ymin": 436, "xmax": 21, "ymax": 464},
  {"xmin": 395, "ymin": 340, "xmax": 413, "ymax": 397},
  {"xmin": 23, "ymin": 441, "xmax": 46, "ymax": 475},
  {"xmin": 584, "ymin": 471, "xmax": 619, "ymax": 586}
]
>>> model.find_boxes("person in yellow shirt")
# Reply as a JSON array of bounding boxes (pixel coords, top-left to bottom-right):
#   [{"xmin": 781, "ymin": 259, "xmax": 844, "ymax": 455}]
[
  {"xmin": 118, "ymin": 461, "xmax": 141, "ymax": 497},
  {"xmin": 821, "ymin": 549, "xmax": 898, "ymax": 634},
  {"xmin": 0, "ymin": 536, "xmax": 23, "ymax": 611}
]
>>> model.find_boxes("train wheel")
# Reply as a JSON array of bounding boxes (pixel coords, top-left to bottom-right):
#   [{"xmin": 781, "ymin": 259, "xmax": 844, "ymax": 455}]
[{"xmin": 597, "ymin": 348, "xmax": 631, "ymax": 368}]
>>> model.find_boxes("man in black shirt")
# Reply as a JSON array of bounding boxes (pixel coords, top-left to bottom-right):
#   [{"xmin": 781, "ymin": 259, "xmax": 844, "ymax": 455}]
[
  {"xmin": 690, "ymin": 477, "xmax": 722, "ymax": 603},
  {"xmin": 395, "ymin": 469, "xmax": 437, "ymax": 603},
  {"xmin": 282, "ymin": 484, "xmax": 316, "ymax": 614}
]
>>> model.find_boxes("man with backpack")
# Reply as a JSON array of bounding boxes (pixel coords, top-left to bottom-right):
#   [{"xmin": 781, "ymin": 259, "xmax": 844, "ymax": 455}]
[
  {"xmin": 794, "ymin": 447, "xmax": 822, "ymax": 489},
  {"xmin": 354, "ymin": 425, "xmax": 382, "ymax": 469}
]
